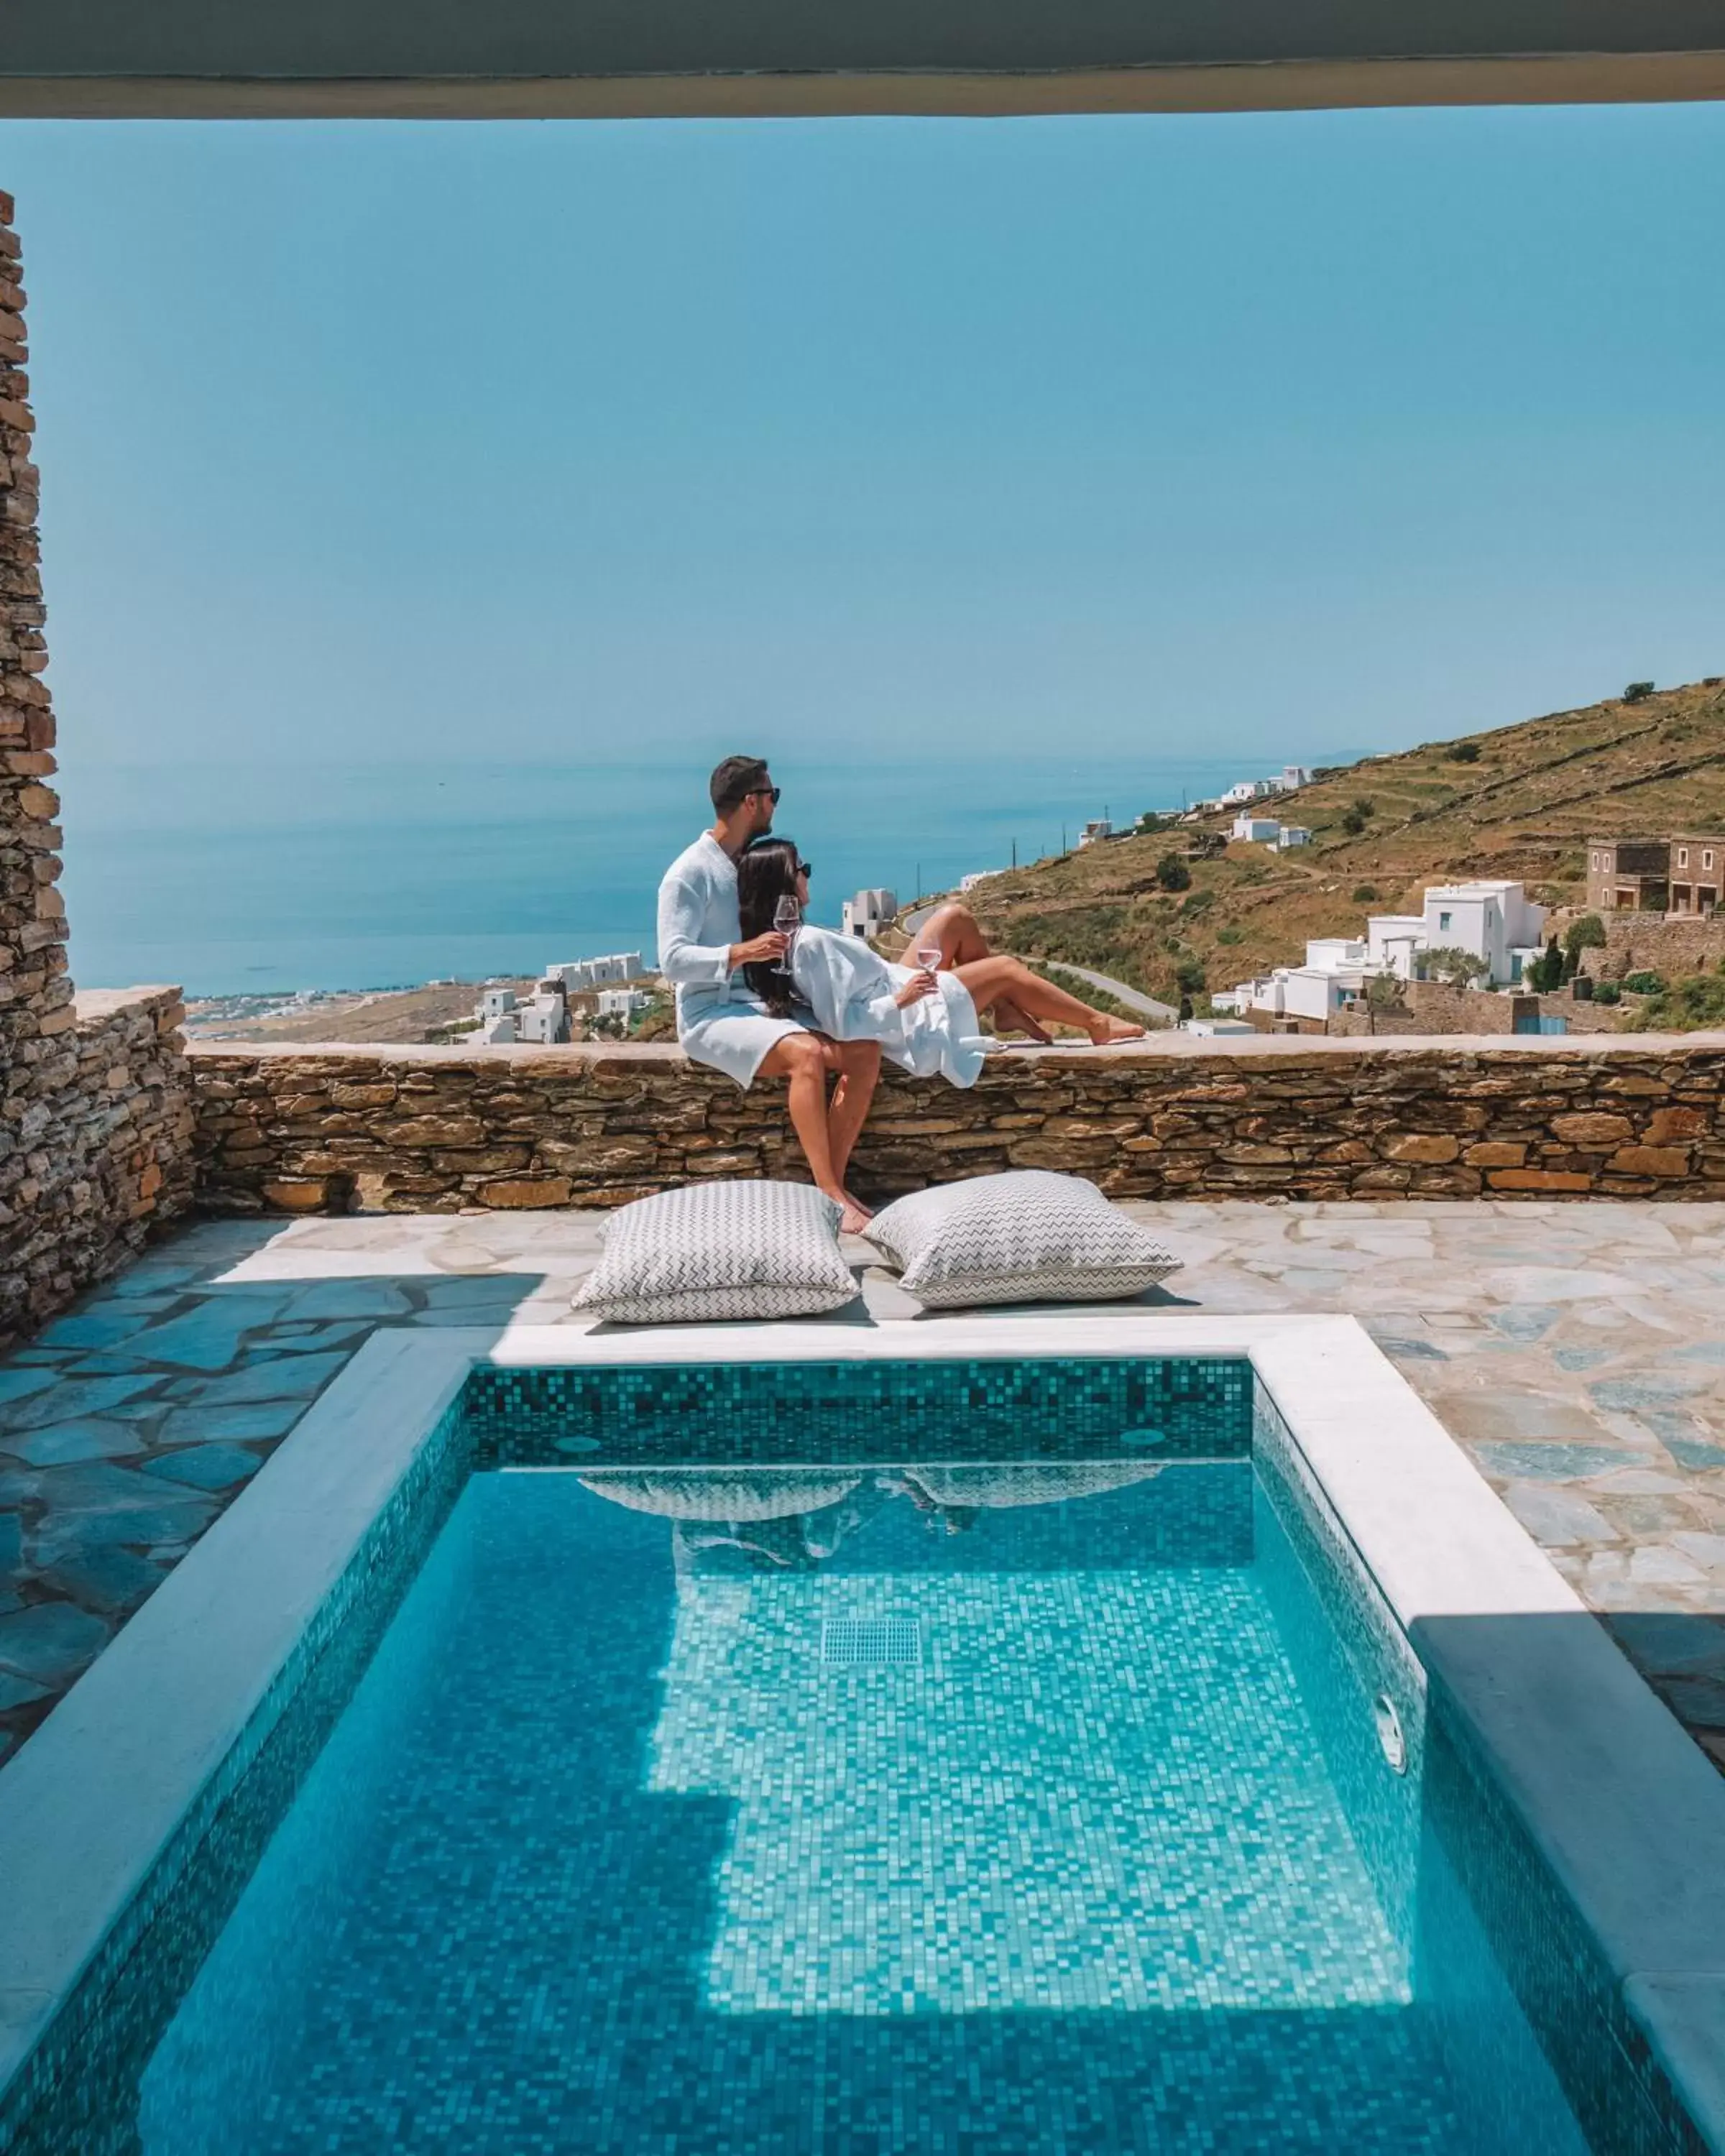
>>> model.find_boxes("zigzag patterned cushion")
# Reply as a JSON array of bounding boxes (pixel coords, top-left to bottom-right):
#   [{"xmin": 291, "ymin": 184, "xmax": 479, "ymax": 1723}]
[
  {"xmin": 862, "ymin": 1171, "xmax": 1181, "ymax": 1309},
  {"xmin": 573, "ymin": 1179, "xmax": 860, "ymax": 1325}
]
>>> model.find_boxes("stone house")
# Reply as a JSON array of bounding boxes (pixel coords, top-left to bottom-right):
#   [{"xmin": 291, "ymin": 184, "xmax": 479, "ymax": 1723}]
[
  {"xmin": 1586, "ymin": 838, "xmax": 1670, "ymax": 913},
  {"xmin": 1668, "ymin": 835, "xmax": 1724, "ymax": 916}
]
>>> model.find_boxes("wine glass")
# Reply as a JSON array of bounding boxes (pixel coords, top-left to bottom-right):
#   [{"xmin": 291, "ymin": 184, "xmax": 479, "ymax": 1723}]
[
  {"xmin": 914, "ymin": 942, "xmax": 943, "ymax": 974},
  {"xmin": 773, "ymin": 895, "xmax": 801, "ymax": 977}
]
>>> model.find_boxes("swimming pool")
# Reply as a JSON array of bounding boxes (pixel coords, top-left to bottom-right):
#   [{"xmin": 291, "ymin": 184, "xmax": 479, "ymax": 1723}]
[{"xmin": 1, "ymin": 1324, "xmax": 1721, "ymax": 2153}]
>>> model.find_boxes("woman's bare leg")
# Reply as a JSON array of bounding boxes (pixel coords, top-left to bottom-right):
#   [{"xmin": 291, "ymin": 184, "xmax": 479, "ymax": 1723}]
[
  {"xmin": 908, "ymin": 903, "xmax": 1050, "ymax": 1041},
  {"xmin": 757, "ymin": 1033, "xmax": 873, "ymax": 1232},
  {"xmin": 950, "ymin": 956, "xmax": 1145, "ymax": 1044},
  {"xmin": 827, "ymin": 1040, "xmax": 881, "ymax": 1212}
]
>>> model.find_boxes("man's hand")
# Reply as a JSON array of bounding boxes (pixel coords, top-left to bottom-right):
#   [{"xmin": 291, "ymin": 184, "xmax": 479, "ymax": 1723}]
[
  {"xmin": 730, "ymin": 931, "xmax": 788, "ymax": 968},
  {"xmin": 894, "ymin": 969, "xmax": 939, "ymax": 1008}
]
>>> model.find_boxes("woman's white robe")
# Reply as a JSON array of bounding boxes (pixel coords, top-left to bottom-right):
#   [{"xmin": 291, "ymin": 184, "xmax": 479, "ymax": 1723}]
[{"xmin": 790, "ymin": 926, "xmax": 989, "ymax": 1088}]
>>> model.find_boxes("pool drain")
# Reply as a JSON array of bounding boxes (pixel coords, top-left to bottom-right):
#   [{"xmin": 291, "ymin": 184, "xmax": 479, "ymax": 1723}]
[
  {"xmin": 1374, "ymin": 1693, "xmax": 1408, "ymax": 1775},
  {"xmin": 821, "ymin": 1618, "xmax": 921, "ymax": 1667}
]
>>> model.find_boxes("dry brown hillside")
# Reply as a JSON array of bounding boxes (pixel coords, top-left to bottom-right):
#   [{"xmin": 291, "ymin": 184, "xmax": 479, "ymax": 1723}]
[{"xmin": 959, "ymin": 677, "xmax": 1725, "ymax": 1008}]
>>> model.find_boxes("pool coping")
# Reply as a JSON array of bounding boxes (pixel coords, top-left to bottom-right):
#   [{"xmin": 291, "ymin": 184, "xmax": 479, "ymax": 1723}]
[{"xmin": 1, "ymin": 1312, "xmax": 1723, "ymax": 2149}]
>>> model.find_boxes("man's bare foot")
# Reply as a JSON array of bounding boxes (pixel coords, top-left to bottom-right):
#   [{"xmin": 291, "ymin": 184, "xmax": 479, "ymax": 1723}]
[
  {"xmin": 993, "ymin": 998, "xmax": 1052, "ymax": 1044},
  {"xmin": 1087, "ymin": 1014, "xmax": 1146, "ymax": 1045}
]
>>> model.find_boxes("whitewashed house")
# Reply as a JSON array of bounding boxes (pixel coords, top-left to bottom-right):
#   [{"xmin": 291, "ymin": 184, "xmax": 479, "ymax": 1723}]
[
  {"xmin": 1279, "ymin": 765, "xmax": 1315, "ymax": 791},
  {"xmin": 1420, "ymin": 881, "xmax": 1546, "ymax": 985},
  {"xmin": 1076, "ymin": 819, "xmax": 1113, "ymax": 848},
  {"xmin": 841, "ymin": 888, "xmax": 897, "ymax": 939},
  {"xmin": 1270, "ymin": 824, "xmax": 1312, "ymax": 850},
  {"xmin": 1231, "ymin": 938, "xmax": 1371, "ymax": 1026},
  {"xmin": 546, "ymin": 953, "xmax": 645, "ymax": 992},
  {"xmin": 1230, "ymin": 813, "xmax": 1283, "ymax": 843},
  {"xmin": 959, "ymin": 869, "xmax": 1005, "ymax": 893},
  {"xmin": 597, "ymin": 987, "xmax": 651, "ymax": 1021},
  {"xmin": 474, "ymin": 980, "xmax": 570, "ymax": 1045}
]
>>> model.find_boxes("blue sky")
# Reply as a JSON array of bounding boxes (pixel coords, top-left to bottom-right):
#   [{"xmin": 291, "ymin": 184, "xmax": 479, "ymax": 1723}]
[{"xmin": 3, "ymin": 106, "xmax": 1723, "ymax": 801}]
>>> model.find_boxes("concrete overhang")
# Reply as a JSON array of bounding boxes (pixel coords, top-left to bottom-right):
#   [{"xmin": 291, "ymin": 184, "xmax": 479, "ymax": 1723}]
[{"xmin": 3, "ymin": 0, "xmax": 1725, "ymax": 118}]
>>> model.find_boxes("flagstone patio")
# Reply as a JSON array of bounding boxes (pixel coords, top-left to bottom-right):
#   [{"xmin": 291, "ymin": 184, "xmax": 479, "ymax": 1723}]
[{"xmin": 1, "ymin": 1199, "xmax": 1722, "ymax": 1772}]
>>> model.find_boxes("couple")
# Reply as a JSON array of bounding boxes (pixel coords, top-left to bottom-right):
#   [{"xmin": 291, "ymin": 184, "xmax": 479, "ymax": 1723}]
[{"xmin": 656, "ymin": 755, "xmax": 1144, "ymax": 1233}]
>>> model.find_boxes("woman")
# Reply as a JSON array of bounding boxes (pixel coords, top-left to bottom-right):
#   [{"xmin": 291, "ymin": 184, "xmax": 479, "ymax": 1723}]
[{"xmin": 737, "ymin": 840, "xmax": 1145, "ymax": 1087}]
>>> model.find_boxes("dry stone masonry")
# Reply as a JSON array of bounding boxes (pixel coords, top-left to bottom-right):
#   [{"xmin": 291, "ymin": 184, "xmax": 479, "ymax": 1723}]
[
  {"xmin": 0, "ymin": 193, "xmax": 195, "ymax": 1345},
  {"xmin": 190, "ymin": 1033, "xmax": 1725, "ymax": 1215}
]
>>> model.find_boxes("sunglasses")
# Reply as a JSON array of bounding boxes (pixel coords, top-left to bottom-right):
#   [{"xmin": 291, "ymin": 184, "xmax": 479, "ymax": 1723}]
[
  {"xmin": 747, "ymin": 786, "xmax": 783, "ymax": 805},
  {"xmin": 796, "ymin": 861, "xmax": 814, "ymax": 878}
]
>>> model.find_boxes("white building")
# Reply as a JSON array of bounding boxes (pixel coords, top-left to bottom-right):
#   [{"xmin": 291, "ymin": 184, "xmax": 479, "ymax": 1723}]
[
  {"xmin": 1231, "ymin": 938, "xmax": 1371, "ymax": 1026},
  {"xmin": 1361, "ymin": 882, "xmax": 1546, "ymax": 987},
  {"xmin": 1184, "ymin": 1017, "xmax": 1258, "ymax": 1036},
  {"xmin": 1220, "ymin": 779, "xmax": 1278, "ymax": 806},
  {"xmin": 840, "ymin": 888, "xmax": 897, "ymax": 939},
  {"xmin": 546, "ymin": 953, "xmax": 645, "ymax": 992},
  {"xmin": 597, "ymin": 987, "xmax": 651, "ymax": 1021},
  {"xmin": 1420, "ymin": 881, "xmax": 1546, "ymax": 985},
  {"xmin": 1230, "ymin": 816, "xmax": 1312, "ymax": 849},
  {"xmin": 1279, "ymin": 765, "xmax": 1315, "ymax": 791},
  {"xmin": 473, "ymin": 980, "xmax": 570, "ymax": 1045},
  {"xmin": 1366, "ymin": 913, "xmax": 1428, "ymax": 981},
  {"xmin": 959, "ymin": 869, "xmax": 1005, "ymax": 893},
  {"xmin": 1076, "ymin": 819, "xmax": 1113, "ymax": 848}
]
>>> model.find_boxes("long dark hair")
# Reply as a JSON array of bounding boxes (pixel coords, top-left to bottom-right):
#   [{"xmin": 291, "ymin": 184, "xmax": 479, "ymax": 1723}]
[{"xmin": 737, "ymin": 837, "xmax": 803, "ymax": 1015}]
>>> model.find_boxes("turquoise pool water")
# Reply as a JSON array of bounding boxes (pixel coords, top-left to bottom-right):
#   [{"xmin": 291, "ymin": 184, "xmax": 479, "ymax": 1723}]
[{"xmin": 2, "ymin": 1363, "xmax": 1682, "ymax": 2152}]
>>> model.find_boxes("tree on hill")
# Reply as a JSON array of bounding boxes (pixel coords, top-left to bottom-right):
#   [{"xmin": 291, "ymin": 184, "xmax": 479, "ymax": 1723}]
[
  {"xmin": 1155, "ymin": 852, "xmax": 1192, "ymax": 893},
  {"xmin": 1622, "ymin": 681, "xmax": 1656, "ymax": 704},
  {"xmin": 1420, "ymin": 946, "xmax": 1490, "ymax": 988},
  {"xmin": 1445, "ymin": 741, "xmax": 1481, "ymax": 763},
  {"xmin": 1563, "ymin": 914, "xmax": 1606, "ymax": 980},
  {"xmin": 1526, "ymin": 936, "xmax": 1565, "ymax": 992}
]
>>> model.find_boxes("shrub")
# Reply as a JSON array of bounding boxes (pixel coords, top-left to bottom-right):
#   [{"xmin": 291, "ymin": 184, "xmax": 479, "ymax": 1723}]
[
  {"xmin": 1174, "ymin": 958, "xmax": 1207, "ymax": 995},
  {"xmin": 1592, "ymin": 980, "xmax": 1621, "ymax": 1004},
  {"xmin": 1215, "ymin": 926, "xmax": 1245, "ymax": 946},
  {"xmin": 1634, "ymin": 972, "xmax": 1725, "ymax": 1030},
  {"xmin": 1351, "ymin": 796, "xmax": 1376, "ymax": 819},
  {"xmin": 1155, "ymin": 852, "xmax": 1192, "ymax": 893},
  {"xmin": 1177, "ymin": 995, "xmax": 1195, "ymax": 1023},
  {"xmin": 1340, "ymin": 810, "xmax": 1367, "ymax": 837},
  {"xmin": 1622, "ymin": 681, "xmax": 1655, "ymax": 704},
  {"xmin": 1524, "ymin": 936, "xmax": 1565, "ymax": 992},
  {"xmin": 1179, "ymin": 887, "xmax": 1216, "ymax": 916},
  {"xmin": 1351, "ymin": 883, "xmax": 1379, "ymax": 903},
  {"xmin": 1445, "ymin": 741, "xmax": 1481, "ymax": 763},
  {"xmin": 1623, "ymin": 970, "xmax": 1666, "ymax": 995}
]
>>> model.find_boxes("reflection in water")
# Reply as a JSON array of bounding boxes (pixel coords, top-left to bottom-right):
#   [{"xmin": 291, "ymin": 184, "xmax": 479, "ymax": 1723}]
[{"xmin": 578, "ymin": 1462, "xmax": 1166, "ymax": 1567}]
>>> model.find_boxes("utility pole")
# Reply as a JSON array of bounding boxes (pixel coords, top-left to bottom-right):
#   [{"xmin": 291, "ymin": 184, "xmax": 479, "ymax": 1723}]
[
  {"xmin": 1061, "ymin": 824, "xmax": 1067, "ymax": 855},
  {"xmin": 915, "ymin": 861, "xmax": 921, "ymax": 902},
  {"xmin": 1011, "ymin": 838, "xmax": 1017, "ymax": 870}
]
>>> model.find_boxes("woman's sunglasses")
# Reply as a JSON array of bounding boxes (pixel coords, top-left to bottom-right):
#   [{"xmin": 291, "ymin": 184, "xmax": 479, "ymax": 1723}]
[{"xmin": 796, "ymin": 860, "xmax": 814, "ymax": 878}]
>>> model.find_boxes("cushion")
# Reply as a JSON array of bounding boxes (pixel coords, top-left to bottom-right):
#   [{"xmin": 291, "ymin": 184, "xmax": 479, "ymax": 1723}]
[
  {"xmin": 862, "ymin": 1170, "xmax": 1181, "ymax": 1309},
  {"xmin": 572, "ymin": 1179, "xmax": 860, "ymax": 1325}
]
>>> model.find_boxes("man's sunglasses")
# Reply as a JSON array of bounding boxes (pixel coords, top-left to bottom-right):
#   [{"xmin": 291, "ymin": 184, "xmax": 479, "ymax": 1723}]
[{"xmin": 747, "ymin": 786, "xmax": 783, "ymax": 805}]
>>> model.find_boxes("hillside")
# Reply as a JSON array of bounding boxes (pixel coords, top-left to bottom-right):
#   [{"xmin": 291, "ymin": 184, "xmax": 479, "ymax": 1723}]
[{"xmin": 954, "ymin": 677, "xmax": 1725, "ymax": 1009}]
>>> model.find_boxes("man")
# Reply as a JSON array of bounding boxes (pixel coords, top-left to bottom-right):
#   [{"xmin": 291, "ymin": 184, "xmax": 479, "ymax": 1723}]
[{"xmin": 657, "ymin": 756, "xmax": 880, "ymax": 1233}]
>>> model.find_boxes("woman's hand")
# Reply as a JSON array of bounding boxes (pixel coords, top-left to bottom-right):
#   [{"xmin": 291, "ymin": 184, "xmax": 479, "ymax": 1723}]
[
  {"xmin": 730, "ymin": 931, "xmax": 788, "ymax": 967},
  {"xmin": 894, "ymin": 969, "xmax": 939, "ymax": 1008}
]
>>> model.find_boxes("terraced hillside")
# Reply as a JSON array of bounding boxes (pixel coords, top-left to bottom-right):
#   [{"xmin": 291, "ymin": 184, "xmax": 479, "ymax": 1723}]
[{"xmin": 956, "ymin": 677, "xmax": 1725, "ymax": 1009}]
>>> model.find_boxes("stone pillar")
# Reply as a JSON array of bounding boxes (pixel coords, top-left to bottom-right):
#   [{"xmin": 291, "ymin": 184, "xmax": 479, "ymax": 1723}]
[
  {"xmin": 0, "ymin": 188, "xmax": 66, "ymax": 1058},
  {"xmin": 0, "ymin": 190, "xmax": 194, "ymax": 1342}
]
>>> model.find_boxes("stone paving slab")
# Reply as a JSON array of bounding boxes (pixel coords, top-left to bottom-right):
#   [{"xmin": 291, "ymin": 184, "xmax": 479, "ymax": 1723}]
[{"xmin": 1, "ymin": 1202, "xmax": 1722, "ymax": 1773}]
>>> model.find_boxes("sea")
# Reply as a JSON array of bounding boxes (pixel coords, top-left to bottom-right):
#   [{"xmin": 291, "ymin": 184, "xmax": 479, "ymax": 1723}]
[{"xmin": 58, "ymin": 755, "xmax": 1296, "ymax": 998}]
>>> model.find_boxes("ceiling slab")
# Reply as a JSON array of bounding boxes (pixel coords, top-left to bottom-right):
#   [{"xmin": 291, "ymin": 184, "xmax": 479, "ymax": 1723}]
[{"xmin": 3, "ymin": 0, "xmax": 1724, "ymax": 117}]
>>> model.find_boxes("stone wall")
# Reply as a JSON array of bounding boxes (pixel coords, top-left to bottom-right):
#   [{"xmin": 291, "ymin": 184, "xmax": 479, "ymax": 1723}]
[
  {"xmin": 0, "ymin": 193, "xmax": 196, "ymax": 1345},
  {"xmin": 188, "ymin": 1032, "xmax": 1725, "ymax": 1210},
  {"xmin": 1583, "ymin": 913, "xmax": 1725, "ymax": 981}
]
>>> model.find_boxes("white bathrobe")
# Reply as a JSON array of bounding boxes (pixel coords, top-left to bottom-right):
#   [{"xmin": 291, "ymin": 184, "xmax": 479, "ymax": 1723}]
[
  {"xmin": 791, "ymin": 925, "xmax": 989, "ymax": 1088},
  {"xmin": 656, "ymin": 832, "xmax": 806, "ymax": 1088}
]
